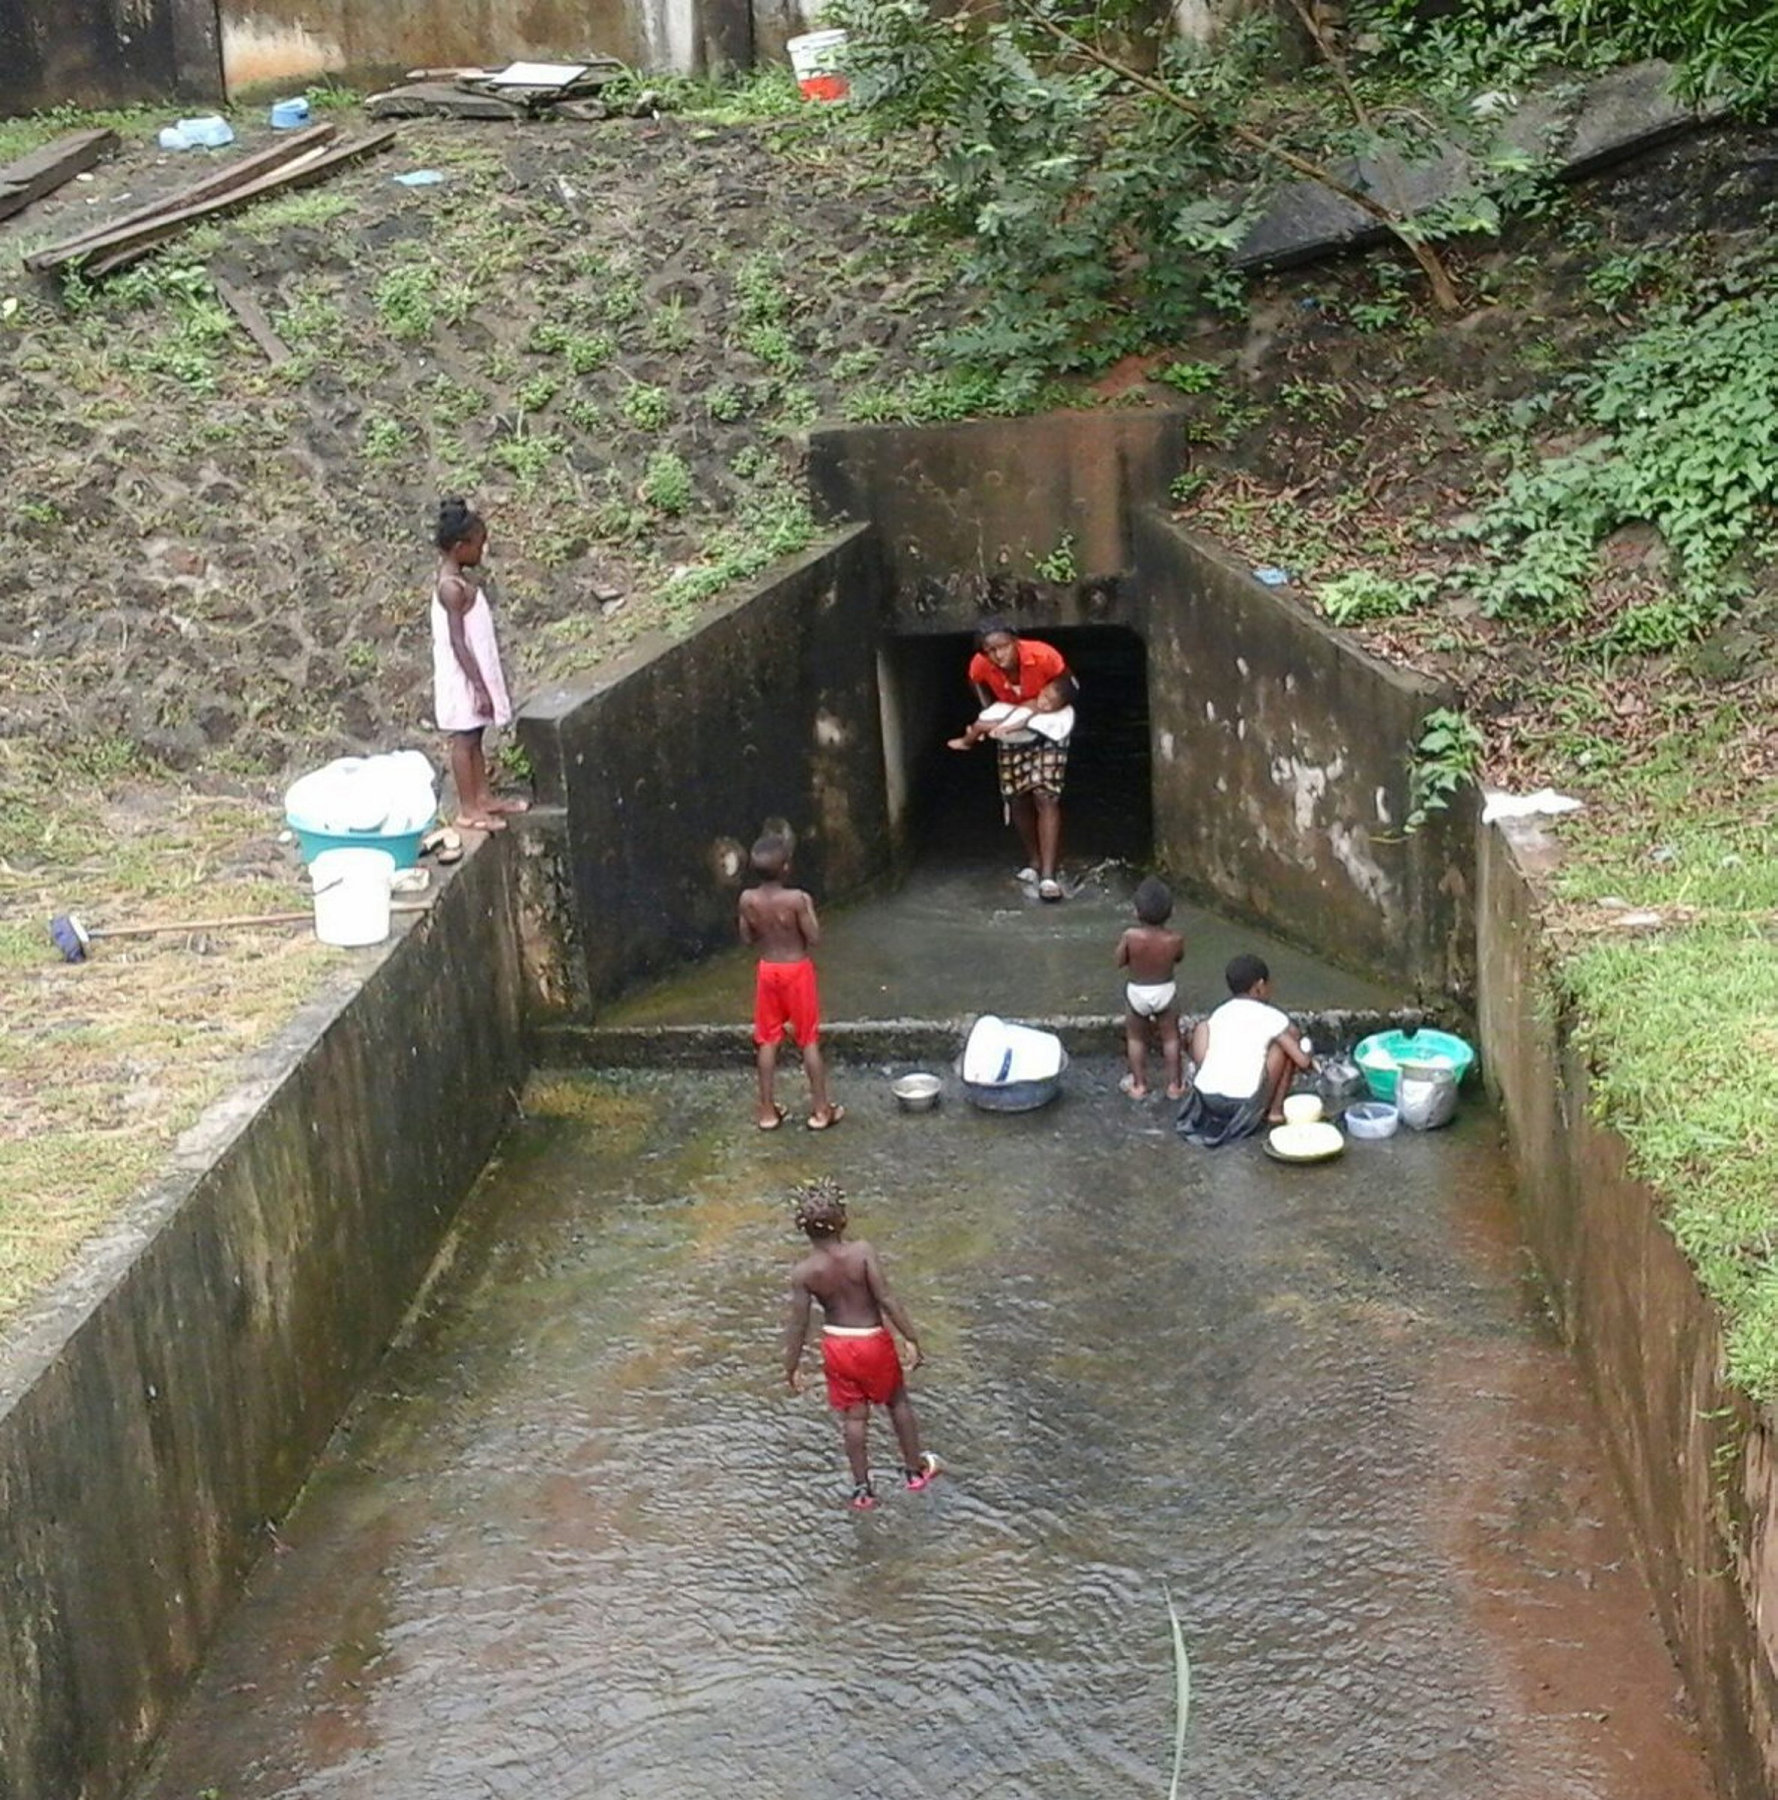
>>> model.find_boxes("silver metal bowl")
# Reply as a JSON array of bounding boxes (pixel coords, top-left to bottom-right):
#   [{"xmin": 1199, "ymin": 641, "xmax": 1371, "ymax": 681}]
[{"xmin": 891, "ymin": 1072, "xmax": 943, "ymax": 1113}]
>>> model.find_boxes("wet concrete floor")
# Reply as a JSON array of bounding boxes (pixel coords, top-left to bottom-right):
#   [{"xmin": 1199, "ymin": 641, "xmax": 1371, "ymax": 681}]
[
  {"xmin": 135, "ymin": 1063, "xmax": 1714, "ymax": 1800},
  {"xmin": 603, "ymin": 862, "xmax": 1395, "ymax": 1027}
]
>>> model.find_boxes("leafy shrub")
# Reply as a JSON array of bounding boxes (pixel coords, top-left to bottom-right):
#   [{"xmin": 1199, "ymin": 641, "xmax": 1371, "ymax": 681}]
[
  {"xmin": 1467, "ymin": 295, "xmax": 1778, "ymax": 634},
  {"xmin": 1316, "ymin": 569, "xmax": 1433, "ymax": 625},
  {"xmin": 642, "ymin": 449, "xmax": 694, "ymax": 514},
  {"xmin": 1556, "ymin": 0, "xmax": 1778, "ymax": 102},
  {"xmin": 1406, "ymin": 708, "xmax": 1484, "ymax": 832}
]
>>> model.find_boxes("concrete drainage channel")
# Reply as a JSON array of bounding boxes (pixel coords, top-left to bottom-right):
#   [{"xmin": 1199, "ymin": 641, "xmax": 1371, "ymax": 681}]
[{"xmin": 0, "ymin": 414, "xmax": 1770, "ymax": 1800}]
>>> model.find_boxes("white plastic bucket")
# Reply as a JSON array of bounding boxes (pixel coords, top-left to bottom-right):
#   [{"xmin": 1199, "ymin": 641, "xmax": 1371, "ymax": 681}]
[
  {"xmin": 788, "ymin": 29, "xmax": 848, "ymax": 101},
  {"xmin": 310, "ymin": 848, "xmax": 396, "ymax": 948}
]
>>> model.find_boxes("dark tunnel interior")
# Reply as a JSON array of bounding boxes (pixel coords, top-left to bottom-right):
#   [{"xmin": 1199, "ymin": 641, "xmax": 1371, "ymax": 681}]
[{"xmin": 880, "ymin": 625, "xmax": 1154, "ymax": 869}]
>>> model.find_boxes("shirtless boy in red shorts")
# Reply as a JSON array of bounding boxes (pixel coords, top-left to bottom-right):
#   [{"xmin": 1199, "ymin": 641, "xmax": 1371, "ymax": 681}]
[
  {"xmin": 783, "ymin": 1178, "xmax": 942, "ymax": 1510},
  {"xmin": 739, "ymin": 835, "xmax": 843, "ymax": 1132}
]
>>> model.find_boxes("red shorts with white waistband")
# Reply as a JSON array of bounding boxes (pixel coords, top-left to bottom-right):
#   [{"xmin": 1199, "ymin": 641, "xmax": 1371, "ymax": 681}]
[
  {"xmin": 821, "ymin": 1329, "xmax": 904, "ymax": 1409},
  {"xmin": 754, "ymin": 957, "xmax": 820, "ymax": 1046}
]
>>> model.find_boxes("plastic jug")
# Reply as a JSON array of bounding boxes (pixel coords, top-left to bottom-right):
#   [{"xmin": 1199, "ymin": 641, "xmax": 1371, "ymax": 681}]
[{"xmin": 160, "ymin": 115, "xmax": 235, "ymax": 150}]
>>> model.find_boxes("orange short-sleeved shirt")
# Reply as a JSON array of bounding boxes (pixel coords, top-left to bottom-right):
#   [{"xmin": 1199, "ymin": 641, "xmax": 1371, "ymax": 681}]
[{"xmin": 967, "ymin": 637, "xmax": 1068, "ymax": 706}]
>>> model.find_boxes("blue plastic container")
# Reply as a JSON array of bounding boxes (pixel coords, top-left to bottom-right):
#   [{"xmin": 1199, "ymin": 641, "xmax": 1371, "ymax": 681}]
[
  {"xmin": 270, "ymin": 97, "xmax": 312, "ymax": 130},
  {"xmin": 287, "ymin": 814, "xmax": 429, "ymax": 871},
  {"xmin": 1354, "ymin": 1029, "xmax": 1477, "ymax": 1104}
]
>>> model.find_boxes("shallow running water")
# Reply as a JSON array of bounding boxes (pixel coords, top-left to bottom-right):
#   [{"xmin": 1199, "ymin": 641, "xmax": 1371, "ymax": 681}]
[
  {"xmin": 135, "ymin": 1065, "xmax": 1714, "ymax": 1800},
  {"xmin": 602, "ymin": 861, "xmax": 1396, "ymax": 1027}
]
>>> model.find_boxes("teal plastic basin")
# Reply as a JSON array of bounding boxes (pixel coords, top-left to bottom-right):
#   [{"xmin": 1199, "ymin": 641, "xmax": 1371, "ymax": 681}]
[
  {"xmin": 1353, "ymin": 1028, "xmax": 1476, "ymax": 1103},
  {"xmin": 288, "ymin": 815, "xmax": 429, "ymax": 870}
]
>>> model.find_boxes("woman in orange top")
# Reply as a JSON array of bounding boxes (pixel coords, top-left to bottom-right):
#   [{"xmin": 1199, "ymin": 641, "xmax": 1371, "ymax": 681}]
[{"xmin": 953, "ymin": 619, "xmax": 1075, "ymax": 902}]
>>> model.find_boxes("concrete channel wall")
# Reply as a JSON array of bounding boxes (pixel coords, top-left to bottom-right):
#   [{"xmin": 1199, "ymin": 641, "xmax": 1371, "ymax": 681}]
[
  {"xmin": 1479, "ymin": 820, "xmax": 1778, "ymax": 1800},
  {"xmin": 0, "ymin": 844, "xmax": 527, "ymax": 1800},
  {"xmin": 518, "ymin": 527, "xmax": 894, "ymax": 1010},
  {"xmin": 2, "ymin": 0, "xmax": 222, "ymax": 113},
  {"xmin": 1137, "ymin": 513, "xmax": 1476, "ymax": 1006},
  {"xmin": 808, "ymin": 412, "xmax": 1473, "ymax": 1004},
  {"xmin": 809, "ymin": 412, "xmax": 1186, "ymax": 631}
]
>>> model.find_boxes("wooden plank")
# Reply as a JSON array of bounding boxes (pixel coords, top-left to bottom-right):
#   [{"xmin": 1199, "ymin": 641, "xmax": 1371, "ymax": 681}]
[
  {"xmin": 78, "ymin": 142, "xmax": 344, "ymax": 274},
  {"xmin": 366, "ymin": 83, "xmax": 527, "ymax": 121},
  {"xmin": 76, "ymin": 132, "xmax": 399, "ymax": 278},
  {"xmin": 0, "ymin": 128, "xmax": 118, "ymax": 224},
  {"xmin": 212, "ymin": 276, "xmax": 290, "ymax": 366},
  {"xmin": 25, "ymin": 126, "xmax": 338, "ymax": 272}
]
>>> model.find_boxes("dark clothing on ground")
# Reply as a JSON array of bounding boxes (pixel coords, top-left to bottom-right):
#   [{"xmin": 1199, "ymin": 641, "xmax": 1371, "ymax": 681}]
[{"xmin": 1176, "ymin": 1086, "xmax": 1269, "ymax": 1148}]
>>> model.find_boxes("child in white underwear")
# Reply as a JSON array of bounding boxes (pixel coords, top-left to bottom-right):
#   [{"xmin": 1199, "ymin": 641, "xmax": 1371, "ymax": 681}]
[
  {"xmin": 1116, "ymin": 875, "xmax": 1186, "ymax": 1100},
  {"xmin": 946, "ymin": 677, "xmax": 1075, "ymax": 751}
]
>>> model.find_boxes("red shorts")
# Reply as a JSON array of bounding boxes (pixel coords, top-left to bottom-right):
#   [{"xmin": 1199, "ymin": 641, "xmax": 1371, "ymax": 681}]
[
  {"xmin": 754, "ymin": 958, "xmax": 820, "ymax": 1046},
  {"xmin": 821, "ymin": 1328, "xmax": 904, "ymax": 1410}
]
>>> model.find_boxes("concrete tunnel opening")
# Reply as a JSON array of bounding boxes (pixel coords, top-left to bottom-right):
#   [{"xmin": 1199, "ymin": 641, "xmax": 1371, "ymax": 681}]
[{"xmin": 877, "ymin": 624, "xmax": 1154, "ymax": 870}]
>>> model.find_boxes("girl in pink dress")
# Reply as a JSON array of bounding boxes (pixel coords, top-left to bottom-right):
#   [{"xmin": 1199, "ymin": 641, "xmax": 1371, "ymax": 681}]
[{"xmin": 431, "ymin": 497, "xmax": 523, "ymax": 831}]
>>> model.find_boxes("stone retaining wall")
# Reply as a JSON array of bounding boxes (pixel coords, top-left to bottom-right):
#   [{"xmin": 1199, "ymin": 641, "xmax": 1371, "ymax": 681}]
[
  {"xmin": 1478, "ymin": 818, "xmax": 1778, "ymax": 1800},
  {"xmin": 0, "ymin": 842, "xmax": 526, "ymax": 1800}
]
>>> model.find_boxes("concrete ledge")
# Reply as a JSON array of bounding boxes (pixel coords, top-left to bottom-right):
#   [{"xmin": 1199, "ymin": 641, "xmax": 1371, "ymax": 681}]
[
  {"xmin": 1478, "ymin": 818, "xmax": 1778, "ymax": 1800},
  {"xmin": 0, "ymin": 840, "xmax": 527, "ymax": 1800},
  {"xmin": 536, "ymin": 1005, "xmax": 1437, "ymax": 1068}
]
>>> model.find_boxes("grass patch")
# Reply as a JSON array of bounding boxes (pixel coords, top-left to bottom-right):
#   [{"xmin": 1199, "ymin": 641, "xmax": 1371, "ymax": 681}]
[
  {"xmin": 1563, "ymin": 922, "xmax": 1778, "ymax": 1399},
  {"xmin": 0, "ymin": 743, "xmax": 336, "ymax": 1325},
  {"xmin": 1541, "ymin": 713, "xmax": 1778, "ymax": 1400}
]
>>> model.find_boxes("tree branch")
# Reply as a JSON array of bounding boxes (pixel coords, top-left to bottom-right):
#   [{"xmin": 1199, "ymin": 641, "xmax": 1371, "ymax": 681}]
[{"xmin": 1011, "ymin": 0, "xmax": 1463, "ymax": 311}]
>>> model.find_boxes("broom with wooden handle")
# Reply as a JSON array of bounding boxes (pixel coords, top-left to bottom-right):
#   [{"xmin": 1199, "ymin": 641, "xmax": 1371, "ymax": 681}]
[{"xmin": 48, "ymin": 901, "xmax": 431, "ymax": 962}]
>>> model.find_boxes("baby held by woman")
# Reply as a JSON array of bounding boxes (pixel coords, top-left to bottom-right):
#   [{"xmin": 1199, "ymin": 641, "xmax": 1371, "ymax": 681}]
[{"xmin": 946, "ymin": 676, "xmax": 1076, "ymax": 751}]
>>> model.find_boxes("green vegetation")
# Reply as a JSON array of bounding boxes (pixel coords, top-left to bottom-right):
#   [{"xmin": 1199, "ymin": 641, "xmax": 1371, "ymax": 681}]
[
  {"xmin": 373, "ymin": 263, "xmax": 438, "ymax": 343},
  {"xmin": 661, "ymin": 492, "xmax": 820, "ymax": 609},
  {"xmin": 824, "ymin": 0, "xmax": 1562, "ymax": 387},
  {"xmin": 620, "ymin": 383, "xmax": 673, "ymax": 430},
  {"xmin": 1405, "ymin": 708, "xmax": 1483, "ymax": 832},
  {"xmin": 1557, "ymin": 0, "xmax": 1778, "ymax": 102},
  {"xmin": 1548, "ymin": 726, "xmax": 1778, "ymax": 1396},
  {"xmin": 1466, "ymin": 293, "xmax": 1778, "ymax": 645},
  {"xmin": 1315, "ymin": 569, "xmax": 1433, "ymax": 626},
  {"xmin": 1034, "ymin": 533, "xmax": 1078, "ymax": 583},
  {"xmin": 641, "ymin": 449, "xmax": 694, "ymax": 514}
]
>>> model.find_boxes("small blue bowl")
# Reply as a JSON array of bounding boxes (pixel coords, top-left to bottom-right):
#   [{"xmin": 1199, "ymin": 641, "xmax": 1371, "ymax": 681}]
[{"xmin": 287, "ymin": 815, "xmax": 429, "ymax": 870}]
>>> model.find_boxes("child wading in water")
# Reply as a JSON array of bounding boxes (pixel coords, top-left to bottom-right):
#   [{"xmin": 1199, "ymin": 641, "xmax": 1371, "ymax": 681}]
[
  {"xmin": 738, "ymin": 835, "xmax": 843, "ymax": 1132},
  {"xmin": 784, "ymin": 1178, "xmax": 941, "ymax": 1511},
  {"xmin": 431, "ymin": 497, "xmax": 525, "ymax": 831},
  {"xmin": 1116, "ymin": 875, "xmax": 1187, "ymax": 1100}
]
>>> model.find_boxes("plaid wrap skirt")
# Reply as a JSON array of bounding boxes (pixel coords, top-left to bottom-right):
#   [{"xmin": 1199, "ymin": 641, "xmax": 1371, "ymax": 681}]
[{"xmin": 996, "ymin": 735, "xmax": 1069, "ymax": 800}]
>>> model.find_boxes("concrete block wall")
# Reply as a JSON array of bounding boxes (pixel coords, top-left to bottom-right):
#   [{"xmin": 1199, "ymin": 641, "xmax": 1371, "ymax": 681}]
[
  {"xmin": 808, "ymin": 411, "xmax": 1474, "ymax": 1005},
  {"xmin": 220, "ymin": 0, "xmax": 787, "ymax": 89},
  {"xmin": 0, "ymin": 844, "xmax": 526, "ymax": 1800}
]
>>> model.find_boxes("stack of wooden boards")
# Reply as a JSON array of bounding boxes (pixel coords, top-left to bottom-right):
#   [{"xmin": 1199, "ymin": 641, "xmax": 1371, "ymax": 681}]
[
  {"xmin": 367, "ymin": 59, "xmax": 626, "ymax": 122},
  {"xmin": 0, "ymin": 129, "xmax": 119, "ymax": 224},
  {"xmin": 25, "ymin": 124, "xmax": 395, "ymax": 280}
]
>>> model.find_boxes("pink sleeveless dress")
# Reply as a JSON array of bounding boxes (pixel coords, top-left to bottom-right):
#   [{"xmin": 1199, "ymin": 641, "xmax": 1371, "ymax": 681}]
[{"xmin": 431, "ymin": 586, "xmax": 513, "ymax": 732}]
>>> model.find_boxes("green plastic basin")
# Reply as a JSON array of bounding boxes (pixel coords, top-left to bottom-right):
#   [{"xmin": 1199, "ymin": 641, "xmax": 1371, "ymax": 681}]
[{"xmin": 1353, "ymin": 1028, "xmax": 1476, "ymax": 1104}]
